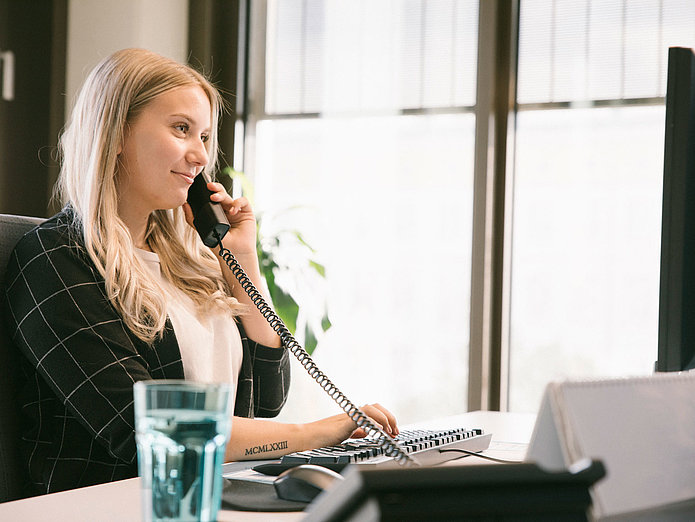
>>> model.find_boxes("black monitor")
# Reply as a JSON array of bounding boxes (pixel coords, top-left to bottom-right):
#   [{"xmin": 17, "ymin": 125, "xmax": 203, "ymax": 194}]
[{"xmin": 657, "ymin": 46, "xmax": 695, "ymax": 372}]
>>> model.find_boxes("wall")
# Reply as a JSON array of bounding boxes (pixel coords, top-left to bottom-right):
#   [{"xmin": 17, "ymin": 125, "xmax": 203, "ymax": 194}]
[{"xmin": 66, "ymin": 0, "xmax": 188, "ymax": 115}]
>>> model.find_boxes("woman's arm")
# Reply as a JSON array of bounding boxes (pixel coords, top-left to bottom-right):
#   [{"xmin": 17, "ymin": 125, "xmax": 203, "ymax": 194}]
[
  {"xmin": 220, "ymin": 246, "xmax": 281, "ymax": 348},
  {"xmin": 225, "ymin": 404, "xmax": 399, "ymax": 462},
  {"xmin": 235, "ymin": 325, "xmax": 291, "ymax": 418},
  {"xmin": 183, "ymin": 181, "xmax": 281, "ymax": 348}
]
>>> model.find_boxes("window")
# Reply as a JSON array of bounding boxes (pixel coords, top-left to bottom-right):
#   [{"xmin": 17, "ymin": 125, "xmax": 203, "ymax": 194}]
[
  {"xmin": 246, "ymin": 0, "xmax": 479, "ymax": 424},
  {"xmin": 241, "ymin": 0, "xmax": 695, "ymax": 419},
  {"xmin": 509, "ymin": 0, "xmax": 695, "ymax": 411}
]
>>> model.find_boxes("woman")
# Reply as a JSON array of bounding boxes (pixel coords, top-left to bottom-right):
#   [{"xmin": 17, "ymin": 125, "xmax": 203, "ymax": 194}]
[{"xmin": 3, "ymin": 48, "xmax": 397, "ymax": 495}]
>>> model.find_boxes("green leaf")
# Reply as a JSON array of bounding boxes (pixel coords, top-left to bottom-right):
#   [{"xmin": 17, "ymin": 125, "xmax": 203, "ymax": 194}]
[
  {"xmin": 264, "ymin": 269, "xmax": 298, "ymax": 334},
  {"xmin": 258, "ymin": 253, "xmax": 278, "ymax": 272},
  {"xmin": 320, "ymin": 313, "xmax": 332, "ymax": 332},
  {"xmin": 309, "ymin": 260, "xmax": 326, "ymax": 277},
  {"xmin": 275, "ymin": 301, "xmax": 298, "ymax": 336},
  {"xmin": 304, "ymin": 323, "xmax": 318, "ymax": 355},
  {"xmin": 292, "ymin": 231, "xmax": 317, "ymax": 253}
]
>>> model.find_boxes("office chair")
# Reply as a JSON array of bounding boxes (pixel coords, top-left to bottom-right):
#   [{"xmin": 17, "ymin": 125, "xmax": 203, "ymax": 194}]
[{"xmin": 0, "ymin": 214, "xmax": 43, "ymax": 503}]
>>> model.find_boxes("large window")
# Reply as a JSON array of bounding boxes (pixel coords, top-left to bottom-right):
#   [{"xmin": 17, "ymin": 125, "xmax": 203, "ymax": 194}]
[
  {"xmin": 509, "ymin": 0, "xmax": 695, "ymax": 412},
  {"xmin": 247, "ymin": 0, "xmax": 479, "ymax": 424},
  {"xmin": 241, "ymin": 0, "xmax": 695, "ymax": 420}
]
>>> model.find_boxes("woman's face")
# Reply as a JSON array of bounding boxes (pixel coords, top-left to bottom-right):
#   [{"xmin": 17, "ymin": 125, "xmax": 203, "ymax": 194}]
[{"xmin": 117, "ymin": 85, "xmax": 212, "ymax": 219}]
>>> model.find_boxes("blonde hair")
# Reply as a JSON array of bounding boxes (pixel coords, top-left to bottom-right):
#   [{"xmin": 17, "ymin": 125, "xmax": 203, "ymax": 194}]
[{"xmin": 57, "ymin": 48, "xmax": 243, "ymax": 343}]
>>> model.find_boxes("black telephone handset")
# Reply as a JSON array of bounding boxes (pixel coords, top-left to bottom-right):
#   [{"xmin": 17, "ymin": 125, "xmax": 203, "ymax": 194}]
[
  {"xmin": 186, "ymin": 173, "xmax": 414, "ymax": 466},
  {"xmin": 186, "ymin": 172, "xmax": 231, "ymax": 247}
]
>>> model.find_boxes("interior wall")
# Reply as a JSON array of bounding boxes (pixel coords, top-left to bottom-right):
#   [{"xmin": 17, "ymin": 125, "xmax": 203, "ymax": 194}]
[{"xmin": 66, "ymin": 0, "xmax": 188, "ymax": 116}]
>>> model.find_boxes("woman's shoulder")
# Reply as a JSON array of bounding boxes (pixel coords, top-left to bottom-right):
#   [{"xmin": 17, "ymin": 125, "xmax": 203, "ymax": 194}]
[{"xmin": 10, "ymin": 207, "xmax": 85, "ymax": 269}]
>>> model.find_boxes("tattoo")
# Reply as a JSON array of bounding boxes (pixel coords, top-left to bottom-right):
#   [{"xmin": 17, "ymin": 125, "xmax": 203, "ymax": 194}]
[{"xmin": 244, "ymin": 440, "xmax": 288, "ymax": 456}]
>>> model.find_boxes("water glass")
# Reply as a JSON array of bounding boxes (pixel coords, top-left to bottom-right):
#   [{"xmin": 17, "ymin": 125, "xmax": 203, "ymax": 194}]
[{"xmin": 134, "ymin": 380, "xmax": 232, "ymax": 522}]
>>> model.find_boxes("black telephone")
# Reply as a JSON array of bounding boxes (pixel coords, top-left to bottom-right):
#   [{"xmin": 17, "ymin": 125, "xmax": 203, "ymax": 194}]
[
  {"xmin": 186, "ymin": 171, "xmax": 231, "ymax": 248},
  {"xmin": 304, "ymin": 459, "xmax": 606, "ymax": 521},
  {"xmin": 186, "ymin": 172, "xmax": 413, "ymax": 466}
]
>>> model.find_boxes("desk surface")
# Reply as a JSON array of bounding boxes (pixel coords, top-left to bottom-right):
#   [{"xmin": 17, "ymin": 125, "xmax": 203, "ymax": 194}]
[{"xmin": 0, "ymin": 411, "xmax": 535, "ymax": 522}]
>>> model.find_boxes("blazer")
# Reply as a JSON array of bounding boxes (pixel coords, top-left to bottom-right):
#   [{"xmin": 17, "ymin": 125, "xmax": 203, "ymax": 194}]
[{"xmin": 3, "ymin": 208, "xmax": 290, "ymax": 495}]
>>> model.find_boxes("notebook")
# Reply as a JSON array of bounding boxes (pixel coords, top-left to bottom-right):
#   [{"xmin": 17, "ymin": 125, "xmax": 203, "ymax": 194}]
[{"xmin": 526, "ymin": 371, "xmax": 695, "ymax": 519}]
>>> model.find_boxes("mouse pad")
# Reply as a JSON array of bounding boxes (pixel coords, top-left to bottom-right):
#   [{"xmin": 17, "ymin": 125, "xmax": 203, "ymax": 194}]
[{"xmin": 221, "ymin": 478, "xmax": 308, "ymax": 512}]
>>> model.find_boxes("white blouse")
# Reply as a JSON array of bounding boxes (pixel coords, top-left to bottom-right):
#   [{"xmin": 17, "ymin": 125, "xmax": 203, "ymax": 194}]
[{"xmin": 136, "ymin": 249, "xmax": 243, "ymax": 400}]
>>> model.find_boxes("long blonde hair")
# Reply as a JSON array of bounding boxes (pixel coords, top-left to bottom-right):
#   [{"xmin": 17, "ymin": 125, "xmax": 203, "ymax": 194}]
[{"xmin": 57, "ymin": 48, "xmax": 243, "ymax": 343}]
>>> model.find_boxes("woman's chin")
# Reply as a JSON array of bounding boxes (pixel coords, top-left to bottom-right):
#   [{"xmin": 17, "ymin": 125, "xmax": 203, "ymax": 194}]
[
  {"xmin": 173, "ymin": 192, "xmax": 190, "ymax": 209},
  {"xmin": 154, "ymin": 195, "xmax": 188, "ymax": 213}
]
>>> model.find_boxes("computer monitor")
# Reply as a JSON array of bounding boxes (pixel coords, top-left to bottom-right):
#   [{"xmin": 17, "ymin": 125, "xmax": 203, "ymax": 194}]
[{"xmin": 657, "ymin": 46, "xmax": 695, "ymax": 372}]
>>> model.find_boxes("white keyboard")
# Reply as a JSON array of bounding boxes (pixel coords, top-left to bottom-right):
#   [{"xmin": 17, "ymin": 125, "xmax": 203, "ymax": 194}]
[{"xmin": 279, "ymin": 427, "xmax": 492, "ymax": 470}]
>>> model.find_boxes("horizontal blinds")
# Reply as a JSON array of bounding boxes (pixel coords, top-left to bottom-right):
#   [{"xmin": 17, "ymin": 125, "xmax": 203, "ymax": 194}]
[
  {"xmin": 265, "ymin": 0, "xmax": 479, "ymax": 115},
  {"xmin": 518, "ymin": 0, "xmax": 695, "ymax": 105}
]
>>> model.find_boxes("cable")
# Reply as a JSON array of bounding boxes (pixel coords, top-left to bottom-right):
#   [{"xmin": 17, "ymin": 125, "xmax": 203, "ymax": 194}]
[
  {"xmin": 438, "ymin": 448, "xmax": 523, "ymax": 464},
  {"xmin": 214, "ymin": 236, "xmax": 417, "ymax": 467}
]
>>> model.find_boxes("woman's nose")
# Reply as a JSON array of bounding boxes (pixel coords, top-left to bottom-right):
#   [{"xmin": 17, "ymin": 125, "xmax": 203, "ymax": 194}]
[{"xmin": 187, "ymin": 138, "xmax": 209, "ymax": 166}]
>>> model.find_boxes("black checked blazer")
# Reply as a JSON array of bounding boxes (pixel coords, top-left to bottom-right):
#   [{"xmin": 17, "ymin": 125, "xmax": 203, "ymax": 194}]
[{"xmin": 2, "ymin": 208, "xmax": 290, "ymax": 495}]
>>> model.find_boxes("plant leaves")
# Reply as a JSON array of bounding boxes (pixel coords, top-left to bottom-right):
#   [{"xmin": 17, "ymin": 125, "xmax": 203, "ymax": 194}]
[{"xmin": 230, "ymin": 179, "xmax": 332, "ymax": 353}]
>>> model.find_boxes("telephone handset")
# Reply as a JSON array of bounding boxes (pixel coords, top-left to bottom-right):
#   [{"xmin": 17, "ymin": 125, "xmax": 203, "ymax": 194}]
[
  {"xmin": 186, "ymin": 172, "xmax": 414, "ymax": 467},
  {"xmin": 186, "ymin": 171, "xmax": 231, "ymax": 248}
]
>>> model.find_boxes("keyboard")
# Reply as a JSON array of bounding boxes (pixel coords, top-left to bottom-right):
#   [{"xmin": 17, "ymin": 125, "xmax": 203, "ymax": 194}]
[{"xmin": 271, "ymin": 427, "xmax": 492, "ymax": 472}]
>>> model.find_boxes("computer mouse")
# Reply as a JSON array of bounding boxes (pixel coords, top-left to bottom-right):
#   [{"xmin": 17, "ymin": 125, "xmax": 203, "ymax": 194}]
[{"xmin": 273, "ymin": 464, "xmax": 344, "ymax": 503}]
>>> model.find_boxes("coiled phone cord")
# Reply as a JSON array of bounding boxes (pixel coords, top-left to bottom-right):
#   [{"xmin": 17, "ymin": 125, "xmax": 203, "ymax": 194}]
[{"xmin": 214, "ymin": 236, "xmax": 416, "ymax": 467}]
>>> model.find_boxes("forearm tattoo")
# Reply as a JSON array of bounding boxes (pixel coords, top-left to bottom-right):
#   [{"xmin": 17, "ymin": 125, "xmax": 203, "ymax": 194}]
[{"xmin": 244, "ymin": 440, "xmax": 289, "ymax": 456}]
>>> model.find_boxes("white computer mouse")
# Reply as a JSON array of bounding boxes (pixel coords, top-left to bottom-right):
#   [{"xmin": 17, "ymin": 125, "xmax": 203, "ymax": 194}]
[{"xmin": 273, "ymin": 464, "xmax": 344, "ymax": 503}]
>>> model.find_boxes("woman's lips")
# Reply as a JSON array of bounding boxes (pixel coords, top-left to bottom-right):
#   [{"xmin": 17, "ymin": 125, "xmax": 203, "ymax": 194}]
[{"xmin": 174, "ymin": 171, "xmax": 196, "ymax": 184}]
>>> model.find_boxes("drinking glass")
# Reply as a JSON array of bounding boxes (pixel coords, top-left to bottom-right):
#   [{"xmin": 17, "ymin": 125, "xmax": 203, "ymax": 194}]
[{"xmin": 134, "ymin": 380, "xmax": 232, "ymax": 522}]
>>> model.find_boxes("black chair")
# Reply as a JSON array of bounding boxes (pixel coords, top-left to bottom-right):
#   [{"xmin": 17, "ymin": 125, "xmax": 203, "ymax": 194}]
[{"xmin": 0, "ymin": 214, "xmax": 43, "ymax": 503}]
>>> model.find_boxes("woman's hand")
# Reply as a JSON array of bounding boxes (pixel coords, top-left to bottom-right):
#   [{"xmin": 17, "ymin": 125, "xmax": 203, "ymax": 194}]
[
  {"xmin": 311, "ymin": 403, "xmax": 400, "ymax": 448},
  {"xmin": 183, "ymin": 180, "xmax": 257, "ymax": 256},
  {"xmin": 349, "ymin": 403, "xmax": 400, "ymax": 438},
  {"xmin": 227, "ymin": 404, "xmax": 400, "ymax": 462}
]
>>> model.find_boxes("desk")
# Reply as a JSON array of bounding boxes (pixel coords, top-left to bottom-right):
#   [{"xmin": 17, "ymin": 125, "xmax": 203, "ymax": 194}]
[{"xmin": 0, "ymin": 411, "xmax": 535, "ymax": 521}]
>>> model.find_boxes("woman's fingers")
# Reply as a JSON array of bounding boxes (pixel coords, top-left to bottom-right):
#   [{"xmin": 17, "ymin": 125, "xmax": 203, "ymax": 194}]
[
  {"xmin": 371, "ymin": 403, "xmax": 399, "ymax": 436},
  {"xmin": 352, "ymin": 403, "xmax": 399, "ymax": 438}
]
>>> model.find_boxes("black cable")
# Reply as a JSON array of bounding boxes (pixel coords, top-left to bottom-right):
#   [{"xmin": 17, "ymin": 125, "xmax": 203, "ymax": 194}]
[
  {"xmin": 214, "ymin": 236, "xmax": 417, "ymax": 467},
  {"xmin": 438, "ymin": 448, "xmax": 523, "ymax": 464}
]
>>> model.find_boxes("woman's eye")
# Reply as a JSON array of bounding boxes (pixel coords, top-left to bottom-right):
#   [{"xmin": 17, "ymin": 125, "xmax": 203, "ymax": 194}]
[
  {"xmin": 174, "ymin": 123, "xmax": 189, "ymax": 134},
  {"xmin": 201, "ymin": 134, "xmax": 210, "ymax": 143}
]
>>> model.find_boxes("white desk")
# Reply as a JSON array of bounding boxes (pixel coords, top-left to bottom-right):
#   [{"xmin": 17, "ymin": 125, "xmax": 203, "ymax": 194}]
[{"xmin": 0, "ymin": 411, "xmax": 535, "ymax": 521}]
